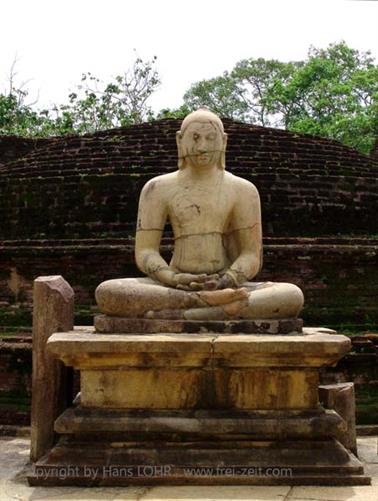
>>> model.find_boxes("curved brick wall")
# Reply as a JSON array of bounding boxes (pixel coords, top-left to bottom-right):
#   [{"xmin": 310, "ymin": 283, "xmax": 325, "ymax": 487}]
[
  {"xmin": 0, "ymin": 119, "xmax": 377, "ymax": 239},
  {"xmin": 0, "ymin": 136, "xmax": 50, "ymax": 168}
]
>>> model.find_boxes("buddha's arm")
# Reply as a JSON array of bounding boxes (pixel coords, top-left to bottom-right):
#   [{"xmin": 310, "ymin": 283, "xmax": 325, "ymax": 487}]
[
  {"xmin": 135, "ymin": 178, "xmax": 176, "ymax": 286},
  {"xmin": 135, "ymin": 228, "xmax": 177, "ymax": 286},
  {"xmin": 223, "ymin": 180, "xmax": 262, "ymax": 287},
  {"xmin": 225, "ymin": 226, "xmax": 262, "ymax": 286}
]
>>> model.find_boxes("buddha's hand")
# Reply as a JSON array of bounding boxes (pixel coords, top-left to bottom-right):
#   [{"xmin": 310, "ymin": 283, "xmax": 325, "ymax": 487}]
[
  {"xmin": 174, "ymin": 273, "xmax": 220, "ymax": 291},
  {"xmin": 201, "ymin": 272, "xmax": 239, "ymax": 290}
]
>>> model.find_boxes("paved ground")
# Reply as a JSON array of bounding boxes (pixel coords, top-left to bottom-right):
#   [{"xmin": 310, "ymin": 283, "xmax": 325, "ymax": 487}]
[{"xmin": 0, "ymin": 436, "xmax": 377, "ymax": 501}]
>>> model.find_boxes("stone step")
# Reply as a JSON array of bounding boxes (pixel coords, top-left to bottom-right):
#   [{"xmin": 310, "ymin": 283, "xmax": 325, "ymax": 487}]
[
  {"xmin": 55, "ymin": 406, "xmax": 344, "ymax": 440},
  {"xmin": 28, "ymin": 439, "xmax": 370, "ymax": 486}
]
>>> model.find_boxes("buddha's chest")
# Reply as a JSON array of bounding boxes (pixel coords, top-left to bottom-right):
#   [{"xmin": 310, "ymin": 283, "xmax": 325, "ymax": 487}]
[{"xmin": 167, "ymin": 185, "xmax": 232, "ymax": 232}]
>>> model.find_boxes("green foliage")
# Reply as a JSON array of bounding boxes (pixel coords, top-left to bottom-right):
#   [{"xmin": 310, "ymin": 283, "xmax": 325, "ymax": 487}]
[
  {"xmin": 0, "ymin": 43, "xmax": 376, "ymax": 154},
  {"xmin": 59, "ymin": 55, "xmax": 160, "ymax": 133},
  {"xmin": 0, "ymin": 55, "xmax": 160, "ymax": 136},
  {"xmin": 183, "ymin": 73, "xmax": 249, "ymax": 121},
  {"xmin": 155, "ymin": 104, "xmax": 191, "ymax": 120},
  {"xmin": 183, "ymin": 42, "xmax": 378, "ymax": 154},
  {"xmin": 0, "ymin": 91, "xmax": 54, "ymax": 136}
]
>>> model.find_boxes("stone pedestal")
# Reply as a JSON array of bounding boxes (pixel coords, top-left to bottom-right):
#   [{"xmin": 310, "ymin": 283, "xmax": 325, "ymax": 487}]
[
  {"xmin": 28, "ymin": 327, "xmax": 370, "ymax": 486},
  {"xmin": 94, "ymin": 315, "xmax": 304, "ymax": 335}
]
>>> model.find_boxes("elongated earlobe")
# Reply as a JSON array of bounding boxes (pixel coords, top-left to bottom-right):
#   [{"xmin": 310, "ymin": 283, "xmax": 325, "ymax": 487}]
[
  {"xmin": 176, "ymin": 131, "xmax": 185, "ymax": 169},
  {"xmin": 220, "ymin": 133, "xmax": 228, "ymax": 169}
]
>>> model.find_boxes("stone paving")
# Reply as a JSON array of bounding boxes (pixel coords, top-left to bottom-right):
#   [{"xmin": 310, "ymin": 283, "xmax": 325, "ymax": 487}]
[{"xmin": 0, "ymin": 436, "xmax": 377, "ymax": 501}]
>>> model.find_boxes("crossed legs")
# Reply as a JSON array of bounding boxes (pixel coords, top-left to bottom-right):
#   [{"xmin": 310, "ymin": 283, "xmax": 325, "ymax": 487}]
[{"xmin": 96, "ymin": 278, "xmax": 304, "ymax": 320}]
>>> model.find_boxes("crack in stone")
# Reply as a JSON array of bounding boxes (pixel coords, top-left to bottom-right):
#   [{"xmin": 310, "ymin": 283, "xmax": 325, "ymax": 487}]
[
  {"xmin": 174, "ymin": 231, "xmax": 223, "ymax": 240},
  {"xmin": 209, "ymin": 334, "xmax": 220, "ymax": 369}
]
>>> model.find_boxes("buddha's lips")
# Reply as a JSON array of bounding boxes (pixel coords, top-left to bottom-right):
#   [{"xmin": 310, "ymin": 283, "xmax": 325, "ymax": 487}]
[{"xmin": 180, "ymin": 149, "xmax": 223, "ymax": 160}]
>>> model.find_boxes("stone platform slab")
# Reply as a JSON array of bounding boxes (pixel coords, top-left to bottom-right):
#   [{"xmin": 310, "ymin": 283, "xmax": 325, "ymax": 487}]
[
  {"xmin": 46, "ymin": 330, "xmax": 351, "ymax": 410},
  {"xmin": 94, "ymin": 315, "xmax": 304, "ymax": 334},
  {"xmin": 54, "ymin": 407, "xmax": 345, "ymax": 440},
  {"xmin": 47, "ymin": 329, "xmax": 350, "ymax": 369}
]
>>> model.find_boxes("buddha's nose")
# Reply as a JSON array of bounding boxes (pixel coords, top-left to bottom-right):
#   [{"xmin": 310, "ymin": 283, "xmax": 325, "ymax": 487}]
[{"xmin": 198, "ymin": 141, "xmax": 207, "ymax": 153}]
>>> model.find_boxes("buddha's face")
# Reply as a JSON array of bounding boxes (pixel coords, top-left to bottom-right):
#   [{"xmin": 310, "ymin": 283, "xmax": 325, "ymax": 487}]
[{"xmin": 179, "ymin": 121, "xmax": 226, "ymax": 169}]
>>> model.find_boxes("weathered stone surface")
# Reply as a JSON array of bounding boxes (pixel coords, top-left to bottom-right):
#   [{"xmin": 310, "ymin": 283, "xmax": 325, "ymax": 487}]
[
  {"xmin": 30, "ymin": 276, "xmax": 74, "ymax": 462},
  {"xmin": 28, "ymin": 438, "xmax": 369, "ymax": 486},
  {"xmin": 45, "ymin": 331, "xmax": 350, "ymax": 411},
  {"xmin": 48, "ymin": 331, "xmax": 214, "ymax": 367},
  {"xmin": 213, "ymin": 333, "xmax": 351, "ymax": 367},
  {"xmin": 94, "ymin": 314, "xmax": 303, "ymax": 334},
  {"xmin": 2, "ymin": 436, "xmax": 377, "ymax": 495},
  {"xmin": 32, "ymin": 325, "xmax": 367, "ymax": 485},
  {"xmin": 319, "ymin": 382, "xmax": 357, "ymax": 454},
  {"xmin": 47, "ymin": 330, "xmax": 351, "ymax": 369},
  {"xmin": 55, "ymin": 406, "xmax": 345, "ymax": 440},
  {"xmin": 79, "ymin": 367, "xmax": 318, "ymax": 409}
]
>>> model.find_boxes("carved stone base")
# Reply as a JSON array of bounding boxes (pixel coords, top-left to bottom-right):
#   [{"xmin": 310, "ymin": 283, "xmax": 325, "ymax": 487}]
[
  {"xmin": 29, "ymin": 432, "xmax": 368, "ymax": 486},
  {"xmin": 29, "ymin": 328, "xmax": 369, "ymax": 486},
  {"xmin": 28, "ymin": 406, "xmax": 369, "ymax": 486},
  {"xmin": 94, "ymin": 314, "xmax": 303, "ymax": 334}
]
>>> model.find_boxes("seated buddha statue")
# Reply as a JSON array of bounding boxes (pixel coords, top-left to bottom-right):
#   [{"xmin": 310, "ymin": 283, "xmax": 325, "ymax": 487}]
[{"xmin": 95, "ymin": 109, "xmax": 304, "ymax": 321}]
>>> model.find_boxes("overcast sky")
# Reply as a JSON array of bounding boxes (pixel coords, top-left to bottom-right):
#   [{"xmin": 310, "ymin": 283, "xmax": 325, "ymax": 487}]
[{"xmin": 1, "ymin": 0, "xmax": 377, "ymax": 112}]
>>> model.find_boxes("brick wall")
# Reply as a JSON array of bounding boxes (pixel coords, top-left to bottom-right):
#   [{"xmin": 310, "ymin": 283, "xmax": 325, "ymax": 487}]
[
  {"xmin": 0, "ymin": 237, "xmax": 377, "ymax": 331},
  {"xmin": 1, "ymin": 120, "xmax": 377, "ymax": 239},
  {"xmin": 0, "ymin": 136, "xmax": 50, "ymax": 167}
]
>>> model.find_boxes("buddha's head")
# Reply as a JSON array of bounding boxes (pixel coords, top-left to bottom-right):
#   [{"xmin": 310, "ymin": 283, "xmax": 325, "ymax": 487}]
[{"xmin": 176, "ymin": 108, "xmax": 227, "ymax": 170}]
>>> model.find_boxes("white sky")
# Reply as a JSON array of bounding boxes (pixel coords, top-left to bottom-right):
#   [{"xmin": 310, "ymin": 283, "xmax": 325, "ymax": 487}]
[{"xmin": 1, "ymin": 0, "xmax": 377, "ymax": 112}]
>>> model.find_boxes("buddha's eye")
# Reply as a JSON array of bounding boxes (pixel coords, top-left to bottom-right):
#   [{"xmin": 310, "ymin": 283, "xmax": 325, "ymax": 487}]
[
  {"xmin": 207, "ymin": 134, "xmax": 216, "ymax": 141},
  {"xmin": 193, "ymin": 133, "xmax": 199, "ymax": 141}
]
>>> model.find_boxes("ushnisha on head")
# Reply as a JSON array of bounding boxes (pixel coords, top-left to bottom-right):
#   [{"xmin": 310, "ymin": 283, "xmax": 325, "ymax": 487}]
[{"xmin": 176, "ymin": 108, "xmax": 227, "ymax": 170}]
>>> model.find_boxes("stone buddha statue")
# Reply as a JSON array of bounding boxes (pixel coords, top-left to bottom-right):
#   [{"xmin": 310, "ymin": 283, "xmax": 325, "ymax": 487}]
[{"xmin": 96, "ymin": 109, "xmax": 304, "ymax": 321}]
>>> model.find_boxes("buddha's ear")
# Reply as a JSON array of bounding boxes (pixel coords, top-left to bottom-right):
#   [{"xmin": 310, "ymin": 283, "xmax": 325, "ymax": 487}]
[
  {"xmin": 221, "ymin": 133, "xmax": 228, "ymax": 169},
  {"xmin": 176, "ymin": 131, "xmax": 184, "ymax": 169}
]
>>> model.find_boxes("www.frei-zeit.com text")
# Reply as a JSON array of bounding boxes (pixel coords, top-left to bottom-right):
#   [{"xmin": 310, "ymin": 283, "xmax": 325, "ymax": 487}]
[{"xmin": 34, "ymin": 465, "xmax": 293, "ymax": 480}]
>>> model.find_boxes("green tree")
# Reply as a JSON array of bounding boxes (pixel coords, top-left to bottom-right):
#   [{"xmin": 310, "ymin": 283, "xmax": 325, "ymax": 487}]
[
  {"xmin": 183, "ymin": 73, "xmax": 249, "ymax": 121},
  {"xmin": 0, "ymin": 55, "xmax": 161, "ymax": 136},
  {"xmin": 183, "ymin": 60, "xmax": 300, "ymax": 124},
  {"xmin": 59, "ymin": 55, "xmax": 160, "ymax": 134},
  {"xmin": 0, "ymin": 89, "xmax": 74, "ymax": 137},
  {"xmin": 270, "ymin": 43, "xmax": 378, "ymax": 153},
  {"xmin": 156, "ymin": 104, "xmax": 191, "ymax": 120},
  {"xmin": 183, "ymin": 42, "xmax": 378, "ymax": 154},
  {"xmin": 0, "ymin": 59, "xmax": 54, "ymax": 136}
]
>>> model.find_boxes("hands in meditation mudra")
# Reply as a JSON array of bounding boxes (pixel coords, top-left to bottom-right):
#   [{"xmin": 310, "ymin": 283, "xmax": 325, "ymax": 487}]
[{"xmin": 96, "ymin": 109, "xmax": 304, "ymax": 321}]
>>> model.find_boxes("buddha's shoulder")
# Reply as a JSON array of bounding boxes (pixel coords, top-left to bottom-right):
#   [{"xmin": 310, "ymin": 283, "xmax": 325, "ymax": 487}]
[
  {"xmin": 224, "ymin": 171, "xmax": 259, "ymax": 195},
  {"xmin": 141, "ymin": 172, "xmax": 178, "ymax": 196}
]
